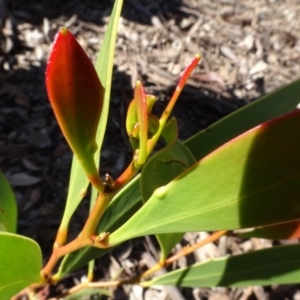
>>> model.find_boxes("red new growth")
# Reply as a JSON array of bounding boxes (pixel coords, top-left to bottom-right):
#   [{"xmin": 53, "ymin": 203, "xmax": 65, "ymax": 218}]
[{"xmin": 46, "ymin": 27, "xmax": 104, "ymax": 192}]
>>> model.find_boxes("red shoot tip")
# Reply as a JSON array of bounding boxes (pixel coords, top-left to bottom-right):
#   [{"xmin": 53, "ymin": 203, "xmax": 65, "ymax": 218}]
[
  {"xmin": 177, "ymin": 54, "xmax": 202, "ymax": 90},
  {"xmin": 46, "ymin": 28, "xmax": 105, "ymax": 191},
  {"xmin": 59, "ymin": 27, "xmax": 68, "ymax": 35}
]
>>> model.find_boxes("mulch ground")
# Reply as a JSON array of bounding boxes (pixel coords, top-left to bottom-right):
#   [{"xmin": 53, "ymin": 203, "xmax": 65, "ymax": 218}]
[{"xmin": 1, "ymin": 0, "xmax": 300, "ymax": 299}]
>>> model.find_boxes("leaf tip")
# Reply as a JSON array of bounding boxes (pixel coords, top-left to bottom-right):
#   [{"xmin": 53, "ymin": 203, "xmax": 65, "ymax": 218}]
[
  {"xmin": 136, "ymin": 80, "xmax": 142, "ymax": 88},
  {"xmin": 195, "ymin": 53, "xmax": 201, "ymax": 61},
  {"xmin": 59, "ymin": 27, "xmax": 69, "ymax": 36}
]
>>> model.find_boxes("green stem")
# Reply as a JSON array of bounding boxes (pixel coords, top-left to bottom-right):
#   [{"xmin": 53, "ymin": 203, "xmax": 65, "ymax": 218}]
[{"xmin": 80, "ymin": 191, "xmax": 113, "ymax": 238}]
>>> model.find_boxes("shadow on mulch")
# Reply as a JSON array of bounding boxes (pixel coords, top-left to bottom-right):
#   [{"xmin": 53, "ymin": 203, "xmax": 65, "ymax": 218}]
[{"xmin": 7, "ymin": 0, "xmax": 185, "ymax": 26}]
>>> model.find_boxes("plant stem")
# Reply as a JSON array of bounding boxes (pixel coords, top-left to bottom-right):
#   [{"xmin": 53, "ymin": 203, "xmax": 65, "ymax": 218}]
[
  {"xmin": 138, "ymin": 230, "xmax": 227, "ymax": 281},
  {"xmin": 53, "ymin": 228, "xmax": 68, "ymax": 248},
  {"xmin": 42, "ymin": 193, "xmax": 113, "ymax": 278},
  {"xmin": 49, "ymin": 280, "xmax": 121, "ymax": 299},
  {"xmin": 80, "ymin": 191, "xmax": 113, "ymax": 238},
  {"xmin": 159, "ymin": 54, "xmax": 201, "ymax": 127},
  {"xmin": 42, "ymin": 161, "xmax": 139, "ymax": 278},
  {"xmin": 113, "ymin": 161, "xmax": 138, "ymax": 190},
  {"xmin": 42, "ymin": 237, "xmax": 90, "ymax": 279}
]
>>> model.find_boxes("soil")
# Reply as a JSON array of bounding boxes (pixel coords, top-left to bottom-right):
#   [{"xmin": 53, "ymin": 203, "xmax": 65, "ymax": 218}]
[{"xmin": 1, "ymin": 0, "xmax": 300, "ymax": 299}]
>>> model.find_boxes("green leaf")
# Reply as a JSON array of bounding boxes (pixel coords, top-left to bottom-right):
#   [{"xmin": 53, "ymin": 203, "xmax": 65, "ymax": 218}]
[
  {"xmin": 59, "ymin": 158, "xmax": 89, "ymax": 237},
  {"xmin": 156, "ymin": 233, "xmax": 183, "ymax": 262},
  {"xmin": 56, "ymin": 175, "xmax": 142, "ymax": 278},
  {"xmin": 0, "ymin": 171, "xmax": 17, "ymax": 233},
  {"xmin": 108, "ymin": 110, "xmax": 300, "ymax": 245},
  {"xmin": 141, "ymin": 119, "xmax": 196, "ymax": 260},
  {"xmin": 58, "ymin": 0, "xmax": 123, "ymax": 233},
  {"xmin": 141, "ymin": 141, "xmax": 196, "ymax": 204},
  {"xmin": 160, "ymin": 118, "xmax": 179, "ymax": 146},
  {"xmin": 94, "ymin": 0, "xmax": 123, "ymax": 168},
  {"xmin": 144, "ymin": 244, "xmax": 300, "ymax": 287},
  {"xmin": 185, "ymin": 79, "xmax": 300, "ymax": 160},
  {"xmin": 0, "ymin": 232, "xmax": 42, "ymax": 298}
]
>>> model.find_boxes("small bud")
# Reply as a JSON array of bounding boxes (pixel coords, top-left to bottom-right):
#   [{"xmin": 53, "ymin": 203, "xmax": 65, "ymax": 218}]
[{"xmin": 46, "ymin": 27, "xmax": 104, "ymax": 191}]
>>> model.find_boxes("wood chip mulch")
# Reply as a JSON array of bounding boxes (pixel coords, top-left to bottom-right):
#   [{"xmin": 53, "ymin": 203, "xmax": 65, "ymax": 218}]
[{"xmin": 1, "ymin": 0, "xmax": 300, "ymax": 299}]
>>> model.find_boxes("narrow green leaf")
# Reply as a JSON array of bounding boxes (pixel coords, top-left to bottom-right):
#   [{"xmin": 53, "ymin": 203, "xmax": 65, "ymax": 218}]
[
  {"xmin": 185, "ymin": 79, "xmax": 300, "ymax": 160},
  {"xmin": 144, "ymin": 244, "xmax": 300, "ymax": 287},
  {"xmin": 56, "ymin": 175, "xmax": 142, "ymax": 278},
  {"xmin": 94, "ymin": 0, "xmax": 123, "ymax": 167},
  {"xmin": 0, "ymin": 171, "xmax": 17, "ymax": 233},
  {"xmin": 108, "ymin": 110, "xmax": 300, "ymax": 245},
  {"xmin": 58, "ymin": 0, "xmax": 123, "ymax": 233},
  {"xmin": 0, "ymin": 232, "xmax": 42, "ymax": 299},
  {"xmin": 59, "ymin": 158, "xmax": 89, "ymax": 238}
]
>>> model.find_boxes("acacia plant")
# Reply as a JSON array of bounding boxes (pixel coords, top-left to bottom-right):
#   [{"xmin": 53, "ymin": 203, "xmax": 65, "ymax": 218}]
[{"xmin": 1, "ymin": 0, "xmax": 300, "ymax": 299}]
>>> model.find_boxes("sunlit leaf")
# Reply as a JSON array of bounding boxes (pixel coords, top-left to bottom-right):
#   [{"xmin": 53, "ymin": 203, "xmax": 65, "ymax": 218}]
[
  {"xmin": 94, "ymin": 0, "xmax": 123, "ymax": 167},
  {"xmin": 141, "ymin": 118, "xmax": 196, "ymax": 260},
  {"xmin": 144, "ymin": 244, "xmax": 300, "ymax": 287},
  {"xmin": 108, "ymin": 110, "xmax": 300, "ymax": 245},
  {"xmin": 0, "ymin": 232, "xmax": 41, "ymax": 298},
  {"xmin": 185, "ymin": 79, "xmax": 300, "ymax": 160}
]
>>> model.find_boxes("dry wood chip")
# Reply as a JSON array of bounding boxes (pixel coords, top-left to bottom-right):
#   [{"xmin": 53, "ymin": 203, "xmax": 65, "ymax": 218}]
[
  {"xmin": 253, "ymin": 286, "xmax": 267, "ymax": 300},
  {"xmin": 294, "ymin": 291, "xmax": 300, "ymax": 300},
  {"xmin": 129, "ymin": 285, "xmax": 144, "ymax": 300},
  {"xmin": 194, "ymin": 232, "xmax": 221, "ymax": 262},
  {"xmin": 109, "ymin": 254, "xmax": 122, "ymax": 280},
  {"xmin": 191, "ymin": 72, "xmax": 226, "ymax": 89},
  {"xmin": 22, "ymin": 158, "xmax": 41, "ymax": 171},
  {"xmin": 242, "ymin": 35, "xmax": 255, "ymax": 51},
  {"xmin": 239, "ymin": 287, "xmax": 253, "ymax": 300},
  {"xmin": 26, "ymin": 131, "xmax": 52, "ymax": 149},
  {"xmin": 220, "ymin": 45, "xmax": 238, "ymax": 63},
  {"xmin": 8, "ymin": 172, "xmax": 41, "ymax": 186},
  {"xmin": 29, "ymin": 187, "xmax": 41, "ymax": 202},
  {"xmin": 14, "ymin": 93, "xmax": 30, "ymax": 106},
  {"xmin": 209, "ymin": 292, "xmax": 231, "ymax": 300},
  {"xmin": 249, "ymin": 60, "xmax": 268, "ymax": 75}
]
